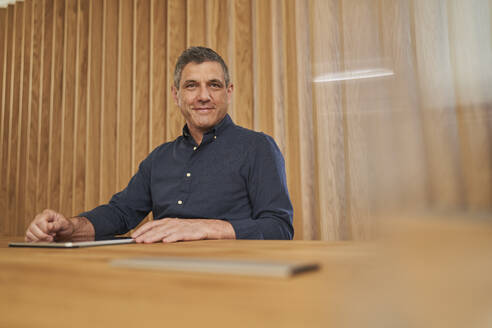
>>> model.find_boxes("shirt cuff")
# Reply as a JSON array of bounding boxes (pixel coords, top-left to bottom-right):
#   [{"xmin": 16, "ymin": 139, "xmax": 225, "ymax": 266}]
[
  {"xmin": 78, "ymin": 206, "xmax": 122, "ymax": 240},
  {"xmin": 225, "ymin": 218, "xmax": 264, "ymax": 240}
]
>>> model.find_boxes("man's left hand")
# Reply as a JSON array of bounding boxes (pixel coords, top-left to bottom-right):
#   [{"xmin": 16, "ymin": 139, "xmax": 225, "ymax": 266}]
[{"xmin": 131, "ymin": 218, "xmax": 236, "ymax": 243}]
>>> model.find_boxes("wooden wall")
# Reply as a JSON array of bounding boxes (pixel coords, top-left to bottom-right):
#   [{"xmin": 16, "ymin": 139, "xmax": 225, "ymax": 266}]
[{"xmin": 1, "ymin": 0, "xmax": 491, "ymax": 239}]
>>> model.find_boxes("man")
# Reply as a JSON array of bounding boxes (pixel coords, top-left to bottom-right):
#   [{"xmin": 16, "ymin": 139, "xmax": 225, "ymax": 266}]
[{"xmin": 25, "ymin": 46, "xmax": 294, "ymax": 243}]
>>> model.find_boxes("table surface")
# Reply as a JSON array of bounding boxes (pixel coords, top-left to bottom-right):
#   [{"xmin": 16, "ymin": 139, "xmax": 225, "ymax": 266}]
[
  {"xmin": 3, "ymin": 215, "xmax": 492, "ymax": 328},
  {"xmin": 0, "ymin": 237, "xmax": 369, "ymax": 328}
]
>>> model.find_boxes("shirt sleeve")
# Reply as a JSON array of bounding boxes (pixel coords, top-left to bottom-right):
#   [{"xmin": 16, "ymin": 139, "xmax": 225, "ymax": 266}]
[
  {"xmin": 79, "ymin": 154, "xmax": 153, "ymax": 240},
  {"xmin": 227, "ymin": 134, "xmax": 294, "ymax": 240}
]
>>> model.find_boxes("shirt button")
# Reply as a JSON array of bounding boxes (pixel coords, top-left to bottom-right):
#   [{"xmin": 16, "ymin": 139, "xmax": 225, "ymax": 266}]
[
  {"xmin": 193, "ymin": 146, "xmax": 197, "ymax": 151},
  {"xmin": 186, "ymin": 173, "xmax": 191, "ymax": 177},
  {"xmin": 177, "ymin": 200, "xmax": 183, "ymax": 205}
]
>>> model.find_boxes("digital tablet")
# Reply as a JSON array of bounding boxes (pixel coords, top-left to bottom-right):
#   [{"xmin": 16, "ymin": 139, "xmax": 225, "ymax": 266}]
[{"xmin": 9, "ymin": 238, "xmax": 135, "ymax": 248}]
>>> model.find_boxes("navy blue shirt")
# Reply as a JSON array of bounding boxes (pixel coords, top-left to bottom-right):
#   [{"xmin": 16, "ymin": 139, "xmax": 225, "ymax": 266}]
[{"xmin": 80, "ymin": 114, "xmax": 294, "ymax": 240}]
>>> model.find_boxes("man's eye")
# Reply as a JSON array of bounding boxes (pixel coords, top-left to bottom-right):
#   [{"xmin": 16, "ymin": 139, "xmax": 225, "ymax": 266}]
[
  {"xmin": 185, "ymin": 84, "xmax": 196, "ymax": 89},
  {"xmin": 210, "ymin": 83, "xmax": 222, "ymax": 88}
]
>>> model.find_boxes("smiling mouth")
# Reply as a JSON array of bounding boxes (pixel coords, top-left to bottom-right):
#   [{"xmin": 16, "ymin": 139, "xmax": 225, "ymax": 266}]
[{"xmin": 192, "ymin": 107, "xmax": 215, "ymax": 111}]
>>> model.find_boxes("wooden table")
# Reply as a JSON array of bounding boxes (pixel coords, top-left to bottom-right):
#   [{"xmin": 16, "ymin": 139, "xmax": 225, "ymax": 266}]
[
  {"xmin": 2, "ymin": 216, "xmax": 492, "ymax": 328},
  {"xmin": 0, "ymin": 238, "xmax": 369, "ymax": 328}
]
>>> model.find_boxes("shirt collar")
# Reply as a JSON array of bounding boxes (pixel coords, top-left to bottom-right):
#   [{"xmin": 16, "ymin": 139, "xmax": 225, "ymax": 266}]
[{"xmin": 182, "ymin": 114, "xmax": 234, "ymax": 138}]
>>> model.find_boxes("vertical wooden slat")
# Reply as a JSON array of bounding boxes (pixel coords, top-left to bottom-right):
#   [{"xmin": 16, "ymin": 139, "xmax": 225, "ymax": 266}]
[
  {"xmin": 60, "ymin": 0, "xmax": 77, "ymax": 216},
  {"xmin": 117, "ymin": 0, "xmax": 133, "ymax": 190},
  {"xmin": 186, "ymin": 0, "xmax": 206, "ymax": 47},
  {"xmin": 310, "ymin": 0, "xmax": 347, "ymax": 240},
  {"xmin": 0, "ymin": 5, "xmax": 14, "ymax": 234},
  {"xmin": 271, "ymin": 0, "xmax": 286, "ymax": 152},
  {"xmin": 341, "ymin": 0, "xmax": 391, "ymax": 239},
  {"xmin": 8, "ymin": 2, "xmax": 25, "ymax": 235},
  {"xmin": 48, "ymin": 0, "xmax": 65, "ymax": 211},
  {"xmin": 26, "ymin": 0, "xmax": 43, "ymax": 223},
  {"xmin": 447, "ymin": 0, "xmax": 492, "ymax": 209},
  {"xmin": 73, "ymin": 0, "xmax": 89, "ymax": 215},
  {"xmin": 0, "ymin": 9, "xmax": 7, "ymax": 193},
  {"xmin": 0, "ymin": 8, "xmax": 8, "ymax": 234},
  {"xmin": 134, "ymin": 0, "xmax": 150, "ymax": 169},
  {"xmin": 206, "ymin": 0, "xmax": 231, "ymax": 61},
  {"xmin": 17, "ymin": 0, "xmax": 32, "ymax": 234},
  {"xmin": 233, "ymin": 0, "xmax": 253, "ymax": 129},
  {"xmin": 85, "ymin": 0, "xmax": 103, "ymax": 210},
  {"xmin": 206, "ymin": 0, "xmax": 232, "ymax": 116},
  {"xmin": 412, "ymin": 0, "xmax": 464, "ymax": 208},
  {"xmin": 166, "ymin": 0, "xmax": 186, "ymax": 141},
  {"xmin": 252, "ymin": 0, "xmax": 273, "ymax": 135},
  {"xmin": 151, "ymin": 0, "xmax": 166, "ymax": 150},
  {"xmin": 282, "ymin": 0, "xmax": 304, "ymax": 239},
  {"xmin": 100, "ymin": 0, "xmax": 118, "ymax": 203},
  {"xmin": 296, "ymin": 0, "xmax": 317, "ymax": 240},
  {"xmin": 379, "ymin": 0, "xmax": 429, "ymax": 210}
]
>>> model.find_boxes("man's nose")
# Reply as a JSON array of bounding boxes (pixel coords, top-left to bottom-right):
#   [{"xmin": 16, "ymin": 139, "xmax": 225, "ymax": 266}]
[{"xmin": 197, "ymin": 86, "xmax": 211, "ymax": 102}]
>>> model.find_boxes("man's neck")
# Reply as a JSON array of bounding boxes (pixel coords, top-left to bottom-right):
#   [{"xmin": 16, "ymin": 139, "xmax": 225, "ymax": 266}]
[{"xmin": 188, "ymin": 127, "xmax": 205, "ymax": 145}]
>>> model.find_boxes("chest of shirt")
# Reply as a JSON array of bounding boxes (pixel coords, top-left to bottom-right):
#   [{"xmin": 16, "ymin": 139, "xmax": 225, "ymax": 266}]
[{"xmin": 149, "ymin": 137, "xmax": 250, "ymax": 197}]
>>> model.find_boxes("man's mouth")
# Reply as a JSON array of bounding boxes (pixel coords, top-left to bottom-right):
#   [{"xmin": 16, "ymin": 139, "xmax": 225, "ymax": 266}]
[{"xmin": 192, "ymin": 107, "xmax": 215, "ymax": 111}]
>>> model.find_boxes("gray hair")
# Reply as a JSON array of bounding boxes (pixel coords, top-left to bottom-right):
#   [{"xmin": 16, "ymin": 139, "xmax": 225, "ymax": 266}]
[{"xmin": 173, "ymin": 46, "xmax": 230, "ymax": 89}]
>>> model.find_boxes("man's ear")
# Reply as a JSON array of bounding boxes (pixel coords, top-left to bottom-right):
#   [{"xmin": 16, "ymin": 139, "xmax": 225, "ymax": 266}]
[
  {"xmin": 226, "ymin": 83, "xmax": 234, "ymax": 104},
  {"xmin": 171, "ymin": 86, "xmax": 180, "ymax": 106}
]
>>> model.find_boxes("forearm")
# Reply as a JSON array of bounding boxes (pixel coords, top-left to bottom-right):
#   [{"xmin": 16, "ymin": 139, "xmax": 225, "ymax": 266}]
[{"xmin": 68, "ymin": 217, "xmax": 95, "ymax": 241}]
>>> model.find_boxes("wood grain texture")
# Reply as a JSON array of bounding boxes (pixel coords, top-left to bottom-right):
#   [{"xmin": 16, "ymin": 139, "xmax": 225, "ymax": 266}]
[
  {"xmin": 117, "ymin": 0, "xmax": 133, "ymax": 191},
  {"xmin": 17, "ymin": 0, "xmax": 32, "ymax": 234},
  {"xmin": 60, "ymin": 0, "xmax": 77, "ymax": 216},
  {"xmin": 166, "ymin": 0, "xmax": 186, "ymax": 141},
  {"xmin": 48, "ymin": 0, "xmax": 65, "ymax": 211},
  {"xmin": 310, "ymin": 0, "xmax": 347, "ymax": 240},
  {"xmin": 295, "ymin": 0, "xmax": 317, "ymax": 239},
  {"xmin": 340, "ymin": 0, "xmax": 380, "ymax": 240},
  {"xmin": 150, "ymin": 0, "xmax": 166, "ymax": 150},
  {"xmin": 85, "ymin": 0, "xmax": 103, "ymax": 211},
  {"xmin": 282, "ymin": 0, "xmax": 303, "ymax": 239},
  {"xmin": 271, "ymin": 0, "xmax": 286, "ymax": 153},
  {"xmin": 37, "ymin": 0, "xmax": 54, "ymax": 215},
  {"xmin": 412, "ymin": 0, "xmax": 464, "ymax": 209},
  {"xmin": 187, "ymin": 0, "xmax": 206, "ymax": 47},
  {"xmin": 0, "ymin": 239, "xmax": 363, "ymax": 327},
  {"xmin": 6, "ymin": 3, "xmax": 24, "ymax": 236},
  {"xmin": 0, "ymin": 6, "xmax": 14, "ymax": 233},
  {"xmin": 1, "ymin": 0, "xmax": 492, "ymax": 239},
  {"xmin": 73, "ymin": 0, "xmax": 89, "ymax": 215},
  {"xmin": 379, "ymin": 0, "xmax": 429, "ymax": 211},
  {"xmin": 100, "ymin": 0, "xmax": 118, "ymax": 204},
  {"xmin": 206, "ymin": 0, "xmax": 230, "ymax": 63},
  {"xmin": 134, "ymin": 0, "xmax": 150, "ymax": 169},
  {"xmin": 232, "ymin": 0, "xmax": 253, "ymax": 129},
  {"xmin": 25, "ymin": 0, "xmax": 43, "ymax": 224},
  {"xmin": 0, "ymin": 10, "xmax": 7, "ymax": 225},
  {"xmin": 253, "ymin": 0, "xmax": 273, "ymax": 135}
]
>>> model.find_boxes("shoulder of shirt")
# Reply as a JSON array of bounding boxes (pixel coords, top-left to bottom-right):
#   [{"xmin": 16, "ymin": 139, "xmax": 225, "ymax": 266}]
[
  {"xmin": 144, "ymin": 138, "xmax": 181, "ymax": 160},
  {"xmin": 229, "ymin": 124, "xmax": 279, "ymax": 152}
]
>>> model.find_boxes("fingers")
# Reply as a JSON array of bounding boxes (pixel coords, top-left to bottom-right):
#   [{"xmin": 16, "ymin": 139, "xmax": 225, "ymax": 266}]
[
  {"xmin": 131, "ymin": 220, "xmax": 160, "ymax": 240},
  {"xmin": 135, "ymin": 225, "xmax": 170, "ymax": 244},
  {"xmin": 25, "ymin": 209, "xmax": 66, "ymax": 242},
  {"xmin": 132, "ymin": 218, "xmax": 207, "ymax": 244},
  {"xmin": 30, "ymin": 223, "xmax": 54, "ymax": 242},
  {"xmin": 133, "ymin": 220, "xmax": 171, "ymax": 243}
]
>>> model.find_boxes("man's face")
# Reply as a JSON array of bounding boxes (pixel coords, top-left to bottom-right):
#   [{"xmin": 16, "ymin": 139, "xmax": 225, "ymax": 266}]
[{"xmin": 172, "ymin": 61, "xmax": 233, "ymax": 135}]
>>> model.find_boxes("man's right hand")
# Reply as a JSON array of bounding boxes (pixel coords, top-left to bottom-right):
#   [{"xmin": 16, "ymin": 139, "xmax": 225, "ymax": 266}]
[{"xmin": 25, "ymin": 209, "xmax": 74, "ymax": 242}]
